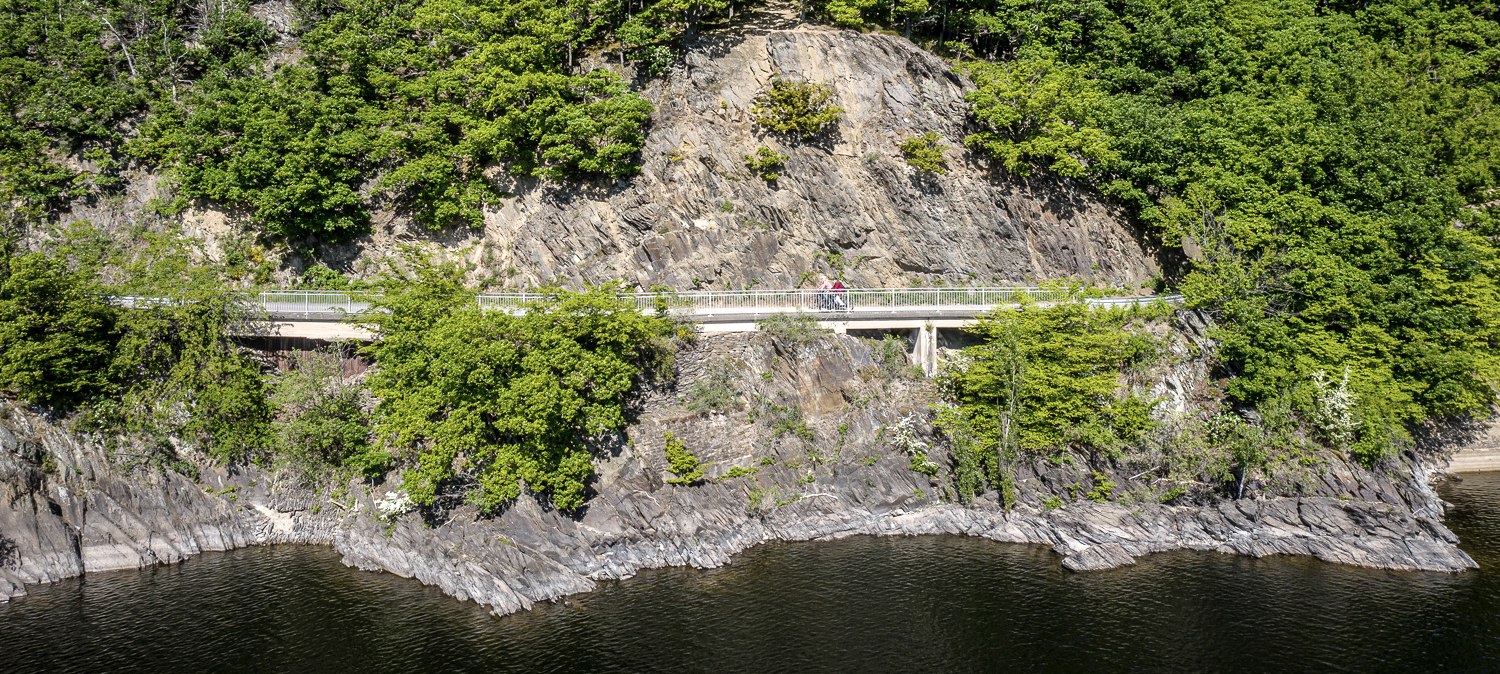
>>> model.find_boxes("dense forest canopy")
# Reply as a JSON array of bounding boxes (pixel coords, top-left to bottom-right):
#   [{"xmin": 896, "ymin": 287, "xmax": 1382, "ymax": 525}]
[{"xmin": 0, "ymin": 0, "xmax": 1497, "ymax": 499}]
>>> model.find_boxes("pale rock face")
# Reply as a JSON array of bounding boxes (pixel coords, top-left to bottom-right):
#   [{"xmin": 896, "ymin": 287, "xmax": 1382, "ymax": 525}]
[
  {"xmin": 41, "ymin": 26, "xmax": 1157, "ymax": 291},
  {"xmin": 332, "ymin": 27, "xmax": 1159, "ymax": 290}
]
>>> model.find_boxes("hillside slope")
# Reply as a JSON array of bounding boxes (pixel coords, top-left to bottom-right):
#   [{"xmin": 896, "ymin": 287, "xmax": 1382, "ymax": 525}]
[
  {"xmin": 58, "ymin": 23, "xmax": 1159, "ymax": 290},
  {"xmin": 353, "ymin": 26, "xmax": 1158, "ymax": 289}
]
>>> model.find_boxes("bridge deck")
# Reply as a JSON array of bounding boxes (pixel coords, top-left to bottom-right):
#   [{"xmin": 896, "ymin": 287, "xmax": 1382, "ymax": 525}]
[{"xmin": 244, "ymin": 289, "xmax": 1180, "ymax": 343}]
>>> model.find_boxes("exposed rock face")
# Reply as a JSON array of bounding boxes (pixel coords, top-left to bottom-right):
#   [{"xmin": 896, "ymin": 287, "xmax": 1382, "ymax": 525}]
[
  {"xmin": 48, "ymin": 25, "xmax": 1156, "ymax": 291},
  {"xmin": 0, "ymin": 333, "xmax": 1475, "ymax": 612},
  {"xmin": 366, "ymin": 27, "xmax": 1158, "ymax": 290},
  {"xmin": 0, "ymin": 410, "xmax": 335, "ymax": 603}
]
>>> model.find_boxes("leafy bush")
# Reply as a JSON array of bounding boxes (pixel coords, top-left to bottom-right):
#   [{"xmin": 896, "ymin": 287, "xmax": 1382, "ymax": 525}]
[
  {"xmin": 938, "ymin": 303, "xmax": 1163, "ymax": 469},
  {"xmin": 717, "ymin": 465, "xmax": 758, "ymax": 481},
  {"xmin": 684, "ymin": 359, "xmax": 739, "ymax": 415},
  {"xmin": 821, "ymin": 0, "xmax": 1500, "ymax": 465},
  {"xmin": 825, "ymin": 0, "xmax": 872, "ymax": 27},
  {"xmin": 7, "ymin": 0, "xmax": 712, "ymax": 240},
  {"xmin": 888, "ymin": 414, "xmax": 938, "ymax": 476},
  {"xmin": 1, "ymin": 234, "xmax": 274, "ymax": 466},
  {"xmin": 820, "ymin": 0, "xmax": 928, "ymax": 32},
  {"xmin": 898, "ymin": 131, "xmax": 948, "ymax": 175},
  {"xmin": 1086, "ymin": 471, "xmax": 1115, "ymax": 502},
  {"xmin": 750, "ymin": 395, "xmax": 815, "ymax": 443},
  {"xmin": 864, "ymin": 334, "xmax": 912, "ymax": 377},
  {"xmin": 110, "ymin": 291, "xmax": 273, "ymax": 464},
  {"xmin": 663, "ymin": 431, "xmax": 703, "ymax": 484},
  {"xmin": 366, "ymin": 277, "xmax": 676, "ymax": 514},
  {"xmin": 0, "ymin": 252, "xmax": 118, "ymax": 409},
  {"xmin": 744, "ymin": 145, "xmax": 790, "ymax": 181},
  {"xmin": 962, "ymin": 53, "xmax": 1116, "ymax": 178},
  {"xmin": 751, "ymin": 77, "xmax": 843, "ymax": 140},
  {"xmin": 272, "ymin": 350, "xmax": 387, "ymax": 482},
  {"xmin": 0, "ymin": 0, "xmax": 272, "ymax": 229},
  {"xmin": 756, "ymin": 314, "xmax": 829, "ymax": 350}
]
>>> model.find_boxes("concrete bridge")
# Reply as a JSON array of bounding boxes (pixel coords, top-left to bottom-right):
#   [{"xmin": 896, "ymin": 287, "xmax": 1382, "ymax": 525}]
[{"xmin": 246, "ymin": 287, "xmax": 1183, "ymax": 375}]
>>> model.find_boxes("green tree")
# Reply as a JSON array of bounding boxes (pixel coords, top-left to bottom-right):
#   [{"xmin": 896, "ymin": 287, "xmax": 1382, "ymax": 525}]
[
  {"xmin": 938, "ymin": 303, "xmax": 1162, "ymax": 457},
  {"xmin": 751, "ymin": 76, "xmax": 844, "ymax": 140},
  {"xmin": 962, "ymin": 51, "xmax": 1116, "ymax": 177},
  {"xmin": 273, "ymin": 350, "xmax": 388, "ymax": 482},
  {"xmin": 662, "ymin": 431, "xmax": 704, "ymax": 484},
  {"xmin": 110, "ymin": 292, "xmax": 273, "ymax": 464},
  {"xmin": 0, "ymin": 251, "xmax": 118, "ymax": 409},
  {"xmin": 898, "ymin": 131, "xmax": 948, "ymax": 175},
  {"xmin": 744, "ymin": 145, "xmax": 790, "ymax": 181},
  {"xmin": 367, "ymin": 281, "xmax": 675, "ymax": 514}
]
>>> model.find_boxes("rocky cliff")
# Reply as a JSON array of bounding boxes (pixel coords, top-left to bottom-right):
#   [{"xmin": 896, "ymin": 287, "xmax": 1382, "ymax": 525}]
[
  {"xmin": 61, "ymin": 23, "xmax": 1158, "ymax": 292},
  {"xmin": 0, "ymin": 331, "xmax": 1474, "ymax": 611},
  {"xmin": 378, "ymin": 26, "xmax": 1158, "ymax": 290},
  {"xmin": 2, "ymin": 22, "xmax": 1473, "ymax": 614}
]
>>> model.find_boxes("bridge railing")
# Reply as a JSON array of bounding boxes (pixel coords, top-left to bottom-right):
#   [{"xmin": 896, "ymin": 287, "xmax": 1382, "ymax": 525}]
[
  {"xmin": 251, "ymin": 286, "xmax": 1168, "ymax": 317},
  {"xmin": 471, "ymin": 287, "xmax": 1087, "ymax": 313},
  {"xmin": 257, "ymin": 291, "xmax": 372, "ymax": 315}
]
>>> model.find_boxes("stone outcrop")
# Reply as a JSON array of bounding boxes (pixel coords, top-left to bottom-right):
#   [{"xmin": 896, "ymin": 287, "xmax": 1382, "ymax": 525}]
[
  {"xmin": 0, "ymin": 332, "xmax": 1475, "ymax": 612},
  {"xmin": 52, "ymin": 25, "xmax": 1159, "ymax": 292},
  {"xmin": 0, "ymin": 409, "xmax": 335, "ymax": 602},
  {"xmin": 344, "ymin": 26, "xmax": 1159, "ymax": 290}
]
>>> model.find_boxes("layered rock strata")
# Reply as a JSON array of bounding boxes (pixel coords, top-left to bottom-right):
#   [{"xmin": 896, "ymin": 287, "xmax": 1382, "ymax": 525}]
[{"xmin": 0, "ymin": 333, "xmax": 1474, "ymax": 611}]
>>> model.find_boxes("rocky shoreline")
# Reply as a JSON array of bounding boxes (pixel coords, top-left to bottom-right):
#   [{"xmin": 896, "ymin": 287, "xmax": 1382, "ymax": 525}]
[
  {"xmin": 0, "ymin": 417, "xmax": 1477, "ymax": 613},
  {"xmin": 0, "ymin": 333, "xmax": 1480, "ymax": 612}
]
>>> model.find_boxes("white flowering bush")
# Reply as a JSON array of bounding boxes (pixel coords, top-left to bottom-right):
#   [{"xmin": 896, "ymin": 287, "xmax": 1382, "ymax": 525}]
[
  {"xmin": 889, "ymin": 413, "xmax": 940, "ymax": 476},
  {"xmin": 1310, "ymin": 367, "xmax": 1360, "ymax": 449},
  {"xmin": 375, "ymin": 489, "xmax": 414, "ymax": 522}
]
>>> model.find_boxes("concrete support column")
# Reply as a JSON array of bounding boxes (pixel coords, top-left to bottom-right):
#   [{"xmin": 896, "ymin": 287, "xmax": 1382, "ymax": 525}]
[{"xmin": 915, "ymin": 324, "xmax": 938, "ymax": 377}]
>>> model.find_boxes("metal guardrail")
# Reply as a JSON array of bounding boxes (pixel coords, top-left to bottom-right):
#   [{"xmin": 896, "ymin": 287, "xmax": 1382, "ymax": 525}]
[
  {"xmin": 258, "ymin": 291, "xmax": 371, "ymax": 316},
  {"xmin": 249, "ymin": 287, "xmax": 1180, "ymax": 318}
]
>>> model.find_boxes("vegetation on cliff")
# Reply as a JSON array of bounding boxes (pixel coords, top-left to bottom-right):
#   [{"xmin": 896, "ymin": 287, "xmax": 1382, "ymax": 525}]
[
  {"xmin": 938, "ymin": 303, "xmax": 1167, "ymax": 503},
  {"xmin": 0, "ymin": 241, "xmax": 676, "ymax": 512},
  {"xmin": 0, "ymin": 233, "xmax": 271, "ymax": 464},
  {"xmin": 864, "ymin": 0, "xmax": 1500, "ymax": 466},
  {"xmin": 2, "ymin": 0, "xmax": 746, "ymax": 238},
  {"xmin": 1, "ymin": 0, "xmax": 1498, "ymax": 505},
  {"xmin": 362, "ymin": 269, "xmax": 677, "ymax": 513}
]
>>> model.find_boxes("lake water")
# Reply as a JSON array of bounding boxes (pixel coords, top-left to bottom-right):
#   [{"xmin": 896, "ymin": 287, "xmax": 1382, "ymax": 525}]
[{"xmin": 5, "ymin": 474, "xmax": 1500, "ymax": 672}]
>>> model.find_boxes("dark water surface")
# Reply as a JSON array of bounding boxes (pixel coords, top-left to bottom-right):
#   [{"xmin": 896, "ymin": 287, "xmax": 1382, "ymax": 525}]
[{"xmin": 6, "ymin": 474, "xmax": 1500, "ymax": 673}]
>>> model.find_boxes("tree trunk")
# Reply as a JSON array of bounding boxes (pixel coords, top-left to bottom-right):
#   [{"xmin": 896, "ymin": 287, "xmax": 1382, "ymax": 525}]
[{"xmin": 938, "ymin": 0, "xmax": 946, "ymax": 47}]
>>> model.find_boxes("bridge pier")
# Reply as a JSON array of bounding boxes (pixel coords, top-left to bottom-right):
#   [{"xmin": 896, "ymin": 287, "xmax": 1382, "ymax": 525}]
[{"xmin": 915, "ymin": 324, "xmax": 939, "ymax": 377}]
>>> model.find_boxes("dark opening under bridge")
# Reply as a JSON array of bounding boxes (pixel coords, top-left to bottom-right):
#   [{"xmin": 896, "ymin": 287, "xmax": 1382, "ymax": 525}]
[{"xmin": 242, "ymin": 287, "xmax": 1183, "ymax": 376}]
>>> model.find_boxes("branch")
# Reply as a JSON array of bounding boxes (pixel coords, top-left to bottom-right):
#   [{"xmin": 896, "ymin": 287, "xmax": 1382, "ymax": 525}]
[{"xmin": 99, "ymin": 15, "xmax": 139, "ymax": 79}]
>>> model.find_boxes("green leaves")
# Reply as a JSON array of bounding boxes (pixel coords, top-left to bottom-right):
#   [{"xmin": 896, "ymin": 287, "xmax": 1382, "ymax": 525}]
[
  {"xmin": 751, "ymin": 76, "xmax": 844, "ymax": 141},
  {"xmin": 939, "ymin": 303, "xmax": 1162, "ymax": 456},
  {"xmin": 134, "ymin": 0, "xmax": 656, "ymax": 238},
  {"xmin": 137, "ymin": 71, "xmax": 373, "ymax": 240},
  {"xmin": 110, "ymin": 291, "xmax": 273, "ymax": 464},
  {"xmin": 367, "ymin": 281, "xmax": 675, "ymax": 514},
  {"xmin": 531, "ymin": 71, "xmax": 655, "ymax": 180},
  {"xmin": 744, "ymin": 145, "xmax": 790, "ymax": 181},
  {"xmin": 962, "ymin": 52, "xmax": 1117, "ymax": 178},
  {"xmin": 272, "ymin": 351, "xmax": 386, "ymax": 482},
  {"xmin": 662, "ymin": 431, "xmax": 703, "ymax": 484},
  {"xmin": 898, "ymin": 131, "xmax": 948, "ymax": 175},
  {"xmin": 0, "ymin": 252, "xmax": 117, "ymax": 409}
]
